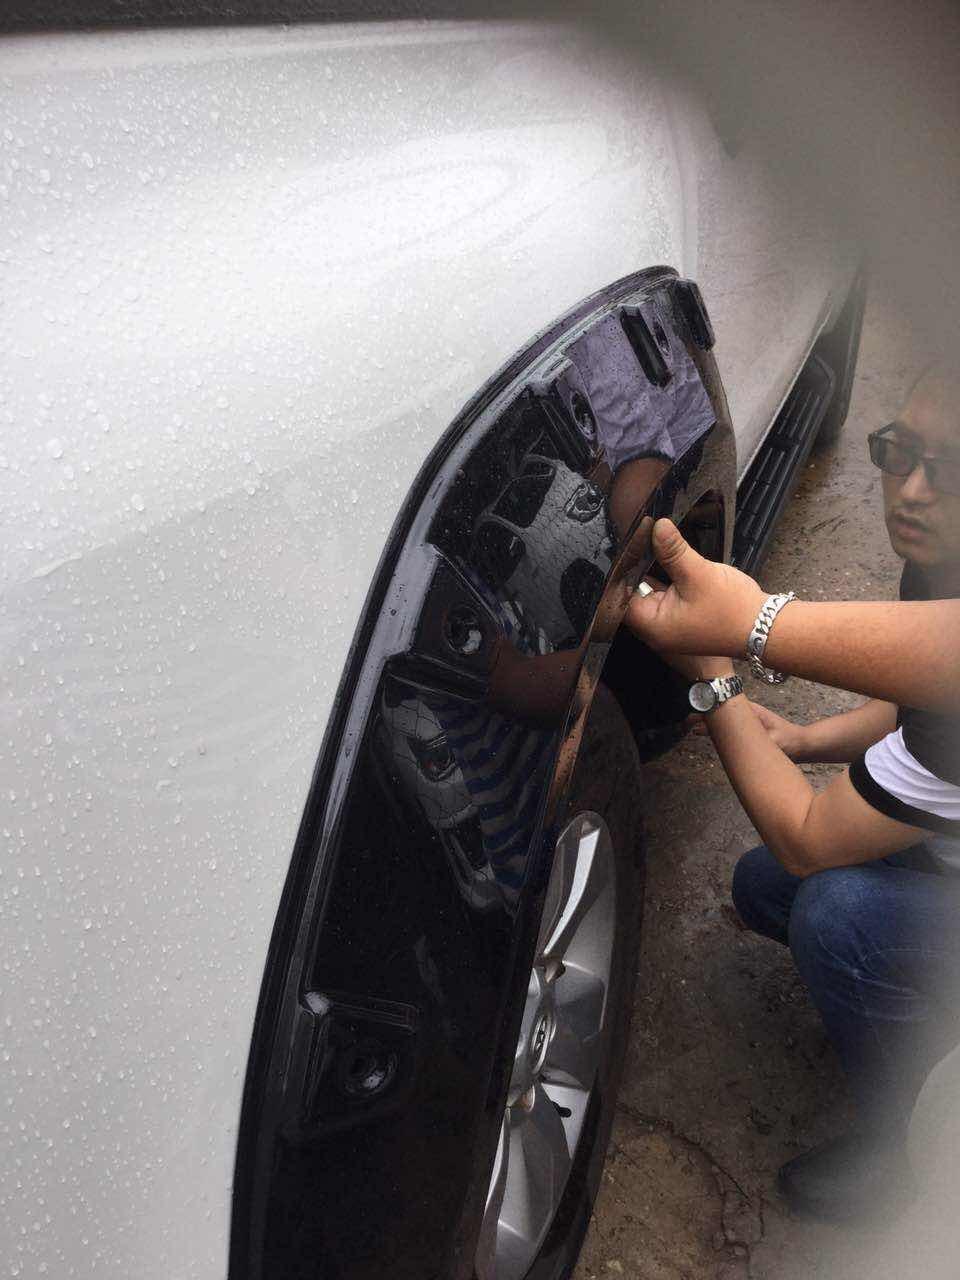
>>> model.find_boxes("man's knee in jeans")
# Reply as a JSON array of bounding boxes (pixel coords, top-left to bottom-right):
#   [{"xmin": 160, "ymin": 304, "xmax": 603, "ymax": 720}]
[
  {"xmin": 731, "ymin": 844, "xmax": 798, "ymax": 946},
  {"xmin": 787, "ymin": 866, "xmax": 878, "ymax": 981}
]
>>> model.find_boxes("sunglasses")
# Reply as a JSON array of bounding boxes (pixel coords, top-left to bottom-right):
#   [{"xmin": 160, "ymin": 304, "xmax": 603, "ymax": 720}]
[{"xmin": 868, "ymin": 424, "xmax": 960, "ymax": 498}]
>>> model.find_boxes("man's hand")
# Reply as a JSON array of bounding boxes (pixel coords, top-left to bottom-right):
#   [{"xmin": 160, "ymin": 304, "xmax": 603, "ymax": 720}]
[
  {"xmin": 748, "ymin": 702, "xmax": 809, "ymax": 761},
  {"xmin": 635, "ymin": 573, "xmax": 734, "ymax": 682},
  {"xmin": 626, "ymin": 518, "xmax": 768, "ymax": 657}
]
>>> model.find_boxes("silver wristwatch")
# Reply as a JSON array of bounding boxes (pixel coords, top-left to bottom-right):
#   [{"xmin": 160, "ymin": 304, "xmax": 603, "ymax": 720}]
[
  {"xmin": 746, "ymin": 591, "xmax": 796, "ymax": 684},
  {"xmin": 688, "ymin": 673, "xmax": 743, "ymax": 714}
]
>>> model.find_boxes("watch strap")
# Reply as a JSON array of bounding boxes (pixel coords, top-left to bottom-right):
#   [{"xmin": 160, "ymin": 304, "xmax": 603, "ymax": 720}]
[{"xmin": 711, "ymin": 673, "xmax": 744, "ymax": 707}]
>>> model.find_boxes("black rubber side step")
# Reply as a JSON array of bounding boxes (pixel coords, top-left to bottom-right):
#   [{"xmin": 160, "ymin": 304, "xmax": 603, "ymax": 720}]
[{"xmin": 733, "ymin": 353, "xmax": 836, "ymax": 573}]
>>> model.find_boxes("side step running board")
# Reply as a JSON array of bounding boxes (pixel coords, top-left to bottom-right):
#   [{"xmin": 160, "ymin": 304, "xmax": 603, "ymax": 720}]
[{"xmin": 732, "ymin": 353, "xmax": 836, "ymax": 573}]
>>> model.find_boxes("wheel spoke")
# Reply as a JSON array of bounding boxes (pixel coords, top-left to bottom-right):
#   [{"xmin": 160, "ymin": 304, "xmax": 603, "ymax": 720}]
[
  {"xmin": 475, "ymin": 1114, "xmax": 510, "ymax": 1280},
  {"xmin": 476, "ymin": 810, "xmax": 618, "ymax": 1280},
  {"xmin": 498, "ymin": 1085, "xmax": 572, "ymax": 1265},
  {"xmin": 535, "ymin": 815, "xmax": 583, "ymax": 959},
  {"xmin": 541, "ymin": 1079, "xmax": 592, "ymax": 1152},
  {"xmin": 538, "ymin": 816, "xmax": 611, "ymax": 964},
  {"xmin": 543, "ymin": 966, "xmax": 606, "ymax": 1089},
  {"xmin": 554, "ymin": 963, "xmax": 606, "ymax": 1043}
]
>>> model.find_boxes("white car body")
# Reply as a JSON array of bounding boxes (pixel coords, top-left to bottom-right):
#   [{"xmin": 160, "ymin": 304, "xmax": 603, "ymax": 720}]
[{"xmin": 0, "ymin": 18, "xmax": 855, "ymax": 1278}]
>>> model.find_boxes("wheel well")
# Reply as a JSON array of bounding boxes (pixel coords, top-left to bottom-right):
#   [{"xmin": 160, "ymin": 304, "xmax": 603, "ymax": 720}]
[{"xmin": 600, "ymin": 490, "xmax": 727, "ymax": 757}]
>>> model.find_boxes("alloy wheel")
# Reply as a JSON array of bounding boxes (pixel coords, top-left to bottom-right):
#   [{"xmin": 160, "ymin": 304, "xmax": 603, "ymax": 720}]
[{"xmin": 475, "ymin": 811, "xmax": 617, "ymax": 1280}]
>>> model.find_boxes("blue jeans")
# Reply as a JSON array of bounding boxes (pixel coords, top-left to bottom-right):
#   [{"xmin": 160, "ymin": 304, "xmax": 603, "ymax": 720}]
[{"xmin": 732, "ymin": 844, "xmax": 960, "ymax": 1138}]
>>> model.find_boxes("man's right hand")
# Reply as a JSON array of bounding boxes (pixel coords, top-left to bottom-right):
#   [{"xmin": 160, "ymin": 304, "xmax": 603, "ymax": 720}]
[{"xmin": 625, "ymin": 518, "xmax": 768, "ymax": 658}]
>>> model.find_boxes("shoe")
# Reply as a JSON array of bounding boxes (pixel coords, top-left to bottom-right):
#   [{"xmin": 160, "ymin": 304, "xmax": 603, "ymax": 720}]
[{"xmin": 777, "ymin": 1129, "xmax": 917, "ymax": 1223}]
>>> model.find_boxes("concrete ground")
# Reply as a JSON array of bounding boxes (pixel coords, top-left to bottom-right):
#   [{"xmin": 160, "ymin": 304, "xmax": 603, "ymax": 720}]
[{"xmin": 574, "ymin": 290, "xmax": 960, "ymax": 1280}]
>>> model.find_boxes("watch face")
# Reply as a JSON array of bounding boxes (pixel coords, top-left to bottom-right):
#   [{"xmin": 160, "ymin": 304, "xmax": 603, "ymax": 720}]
[{"xmin": 688, "ymin": 681, "xmax": 717, "ymax": 713}]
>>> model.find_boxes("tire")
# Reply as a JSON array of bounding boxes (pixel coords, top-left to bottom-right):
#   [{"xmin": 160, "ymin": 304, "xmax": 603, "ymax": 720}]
[
  {"xmin": 474, "ymin": 683, "xmax": 645, "ymax": 1280},
  {"xmin": 815, "ymin": 268, "xmax": 867, "ymax": 447}
]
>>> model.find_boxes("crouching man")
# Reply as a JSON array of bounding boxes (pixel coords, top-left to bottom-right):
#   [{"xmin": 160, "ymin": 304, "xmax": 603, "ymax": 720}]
[{"xmin": 627, "ymin": 366, "xmax": 960, "ymax": 1222}]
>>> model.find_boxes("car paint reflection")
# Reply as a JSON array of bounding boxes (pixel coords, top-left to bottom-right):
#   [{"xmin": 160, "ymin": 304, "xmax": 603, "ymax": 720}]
[
  {"xmin": 235, "ymin": 271, "xmax": 737, "ymax": 1280},
  {"xmin": 373, "ymin": 286, "xmax": 717, "ymax": 908}
]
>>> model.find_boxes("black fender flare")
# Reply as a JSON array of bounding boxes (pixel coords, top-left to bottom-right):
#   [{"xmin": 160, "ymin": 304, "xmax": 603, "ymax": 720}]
[{"xmin": 229, "ymin": 266, "xmax": 737, "ymax": 1280}]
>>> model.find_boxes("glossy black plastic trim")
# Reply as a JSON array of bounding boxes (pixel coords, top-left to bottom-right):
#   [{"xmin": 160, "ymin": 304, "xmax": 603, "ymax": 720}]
[
  {"xmin": 620, "ymin": 305, "xmax": 672, "ymax": 388},
  {"xmin": 229, "ymin": 267, "xmax": 736, "ymax": 1280},
  {"xmin": 672, "ymin": 277, "xmax": 716, "ymax": 351}
]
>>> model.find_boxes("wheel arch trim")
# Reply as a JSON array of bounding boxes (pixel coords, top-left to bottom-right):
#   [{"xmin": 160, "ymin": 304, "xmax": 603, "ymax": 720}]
[{"xmin": 228, "ymin": 265, "xmax": 736, "ymax": 1279}]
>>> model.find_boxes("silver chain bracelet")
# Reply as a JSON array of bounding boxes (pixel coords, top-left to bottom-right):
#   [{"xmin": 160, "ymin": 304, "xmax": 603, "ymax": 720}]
[{"xmin": 745, "ymin": 591, "xmax": 797, "ymax": 684}]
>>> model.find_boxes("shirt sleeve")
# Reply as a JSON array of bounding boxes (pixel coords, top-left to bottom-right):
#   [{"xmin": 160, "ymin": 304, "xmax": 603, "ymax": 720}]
[{"xmin": 850, "ymin": 728, "xmax": 960, "ymax": 837}]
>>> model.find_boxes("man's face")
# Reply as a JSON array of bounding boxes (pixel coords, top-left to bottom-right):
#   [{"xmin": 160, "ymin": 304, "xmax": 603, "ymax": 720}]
[{"xmin": 882, "ymin": 373, "xmax": 960, "ymax": 570}]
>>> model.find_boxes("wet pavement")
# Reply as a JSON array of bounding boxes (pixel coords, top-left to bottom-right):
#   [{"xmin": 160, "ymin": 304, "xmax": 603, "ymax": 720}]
[{"xmin": 574, "ymin": 290, "xmax": 960, "ymax": 1279}]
